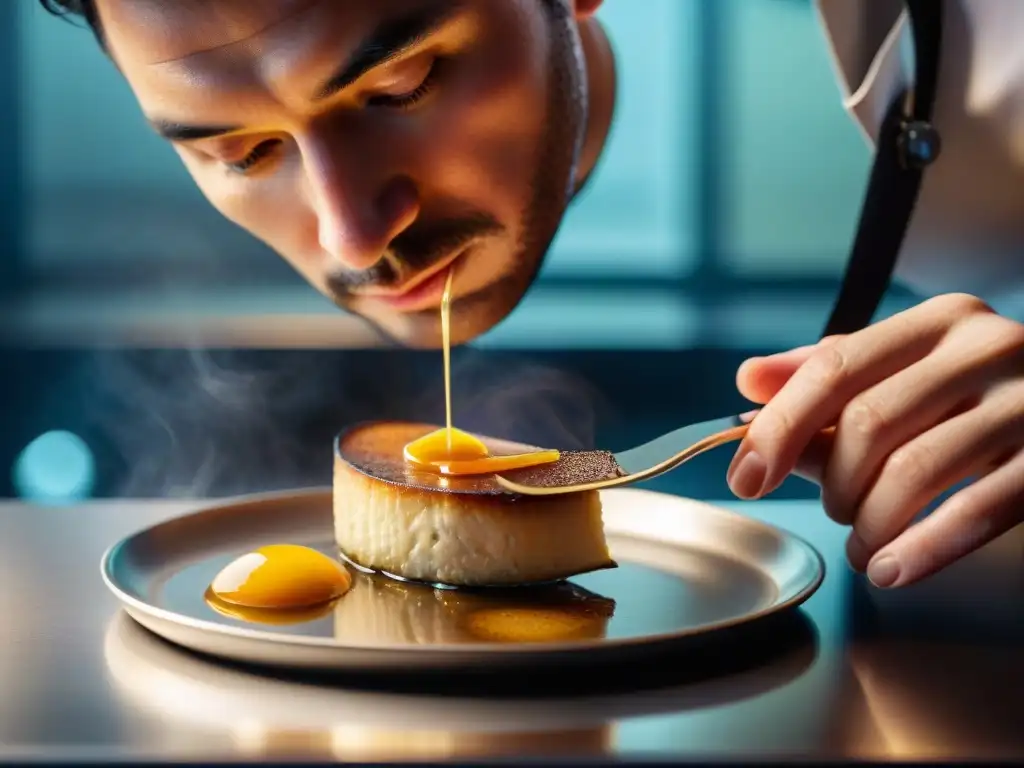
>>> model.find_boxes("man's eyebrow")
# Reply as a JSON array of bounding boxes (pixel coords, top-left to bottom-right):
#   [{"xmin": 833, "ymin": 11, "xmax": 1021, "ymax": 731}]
[
  {"xmin": 313, "ymin": 1, "xmax": 462, "ymax": 101},
  {"xmin": 148, "ymin": 120, "xmax": 241, "ymax": 142},
  {"xmin": 146, "ymin": 2, "xmax": 462, "ymax": 143}
]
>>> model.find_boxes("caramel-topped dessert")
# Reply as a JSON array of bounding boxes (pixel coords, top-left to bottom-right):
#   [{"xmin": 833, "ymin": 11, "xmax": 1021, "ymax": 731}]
[{"xmin": 334, "ymin": 422, "xmax": 615, "ymax": 587}]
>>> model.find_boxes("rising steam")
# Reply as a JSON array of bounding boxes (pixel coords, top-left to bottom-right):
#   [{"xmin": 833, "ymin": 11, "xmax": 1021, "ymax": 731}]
[{"xmin": 81, "ymin": 344, "xmax": 610, "ymax": 498}]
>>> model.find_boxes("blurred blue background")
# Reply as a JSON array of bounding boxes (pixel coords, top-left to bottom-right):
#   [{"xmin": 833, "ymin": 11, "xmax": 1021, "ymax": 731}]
[{"xmin": 1, "ymin": 0, "xmax": 918, "ymax": 502}]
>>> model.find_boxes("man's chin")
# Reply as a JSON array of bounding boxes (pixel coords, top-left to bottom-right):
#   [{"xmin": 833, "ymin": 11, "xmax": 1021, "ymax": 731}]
[
  {"xmin": 335, "ymin": 282, "xmax": 528, "ymax": 349},
  {"xmin": 358, "ymin": 310, "xmax": 497, "ymax": 350}
]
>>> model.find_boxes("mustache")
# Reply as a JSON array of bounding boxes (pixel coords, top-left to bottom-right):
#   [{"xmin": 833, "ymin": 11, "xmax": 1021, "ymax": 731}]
[{"xmin": 327, "ymin": 212, "xmax": 504, "ymax": 292}]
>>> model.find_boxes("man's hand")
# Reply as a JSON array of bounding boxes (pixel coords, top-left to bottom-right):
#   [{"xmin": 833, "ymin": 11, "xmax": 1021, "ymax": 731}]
[{"xmin": 729, "ymin": 293, "xmax": 1024, "ymax": 588}]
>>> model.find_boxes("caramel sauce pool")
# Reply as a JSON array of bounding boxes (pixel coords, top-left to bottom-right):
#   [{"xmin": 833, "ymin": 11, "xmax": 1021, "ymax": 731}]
[
  {"xmin": 403, "ymin": 267, "xmax": 559, "ymax": 476},
  {"xmin": 208, "ymin": 544, "xmax": 352, "ymax": 611}
]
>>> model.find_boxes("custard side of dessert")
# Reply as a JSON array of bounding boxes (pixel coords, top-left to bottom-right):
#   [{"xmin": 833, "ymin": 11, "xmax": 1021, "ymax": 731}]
[{"xmin": 332, "ymin": 424, "xmax": 615, "ymax": 587}]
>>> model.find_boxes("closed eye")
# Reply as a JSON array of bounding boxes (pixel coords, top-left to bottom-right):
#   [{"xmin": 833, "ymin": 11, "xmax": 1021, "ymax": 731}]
[
  {"xmin": 367, "ymin": 57, "xmax": 444, "ymax": 110},
  {"xmin": 225, "ymin": 139, "xmax": 282, "ymax": 175},
  {"xmin": 225, "ymin": 58, "xmax": 446, "ymax": 176}
]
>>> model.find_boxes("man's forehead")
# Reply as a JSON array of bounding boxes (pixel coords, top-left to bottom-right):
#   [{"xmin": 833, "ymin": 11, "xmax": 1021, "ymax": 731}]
[{"xmin": 97, "ymin": 0, "xmax": 359, "ymax": 65}]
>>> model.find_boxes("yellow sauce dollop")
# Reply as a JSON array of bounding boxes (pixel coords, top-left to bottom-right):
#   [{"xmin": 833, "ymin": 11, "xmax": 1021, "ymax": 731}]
[{"xmin": 209, "ymin": 544, "xmax": 352, "ymax": 610}]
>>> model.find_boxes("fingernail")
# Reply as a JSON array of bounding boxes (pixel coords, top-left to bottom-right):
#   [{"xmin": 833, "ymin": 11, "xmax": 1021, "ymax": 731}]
[
  {"xmin": 867, "ymin": 555, "xmax": 900, "ymax": 588},
  {"xmin": 739, "ymin": 409, "xmax": 760, "ymax": 423},
  {"xmin": 728, "ymin": 448, "xmax": 767, "ymax": 499}
]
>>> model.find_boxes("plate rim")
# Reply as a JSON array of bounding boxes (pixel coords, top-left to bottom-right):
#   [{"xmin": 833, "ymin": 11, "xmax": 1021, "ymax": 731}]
[{"xmin": 100, "ymin": 486, "xmax": 826, "ymax": 657}]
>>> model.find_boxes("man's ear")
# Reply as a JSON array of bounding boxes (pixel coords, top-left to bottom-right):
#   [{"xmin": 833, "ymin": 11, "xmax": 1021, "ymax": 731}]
[{"xmin": 573, "ymin": 0, "xmax": 603, "ymax": 19}]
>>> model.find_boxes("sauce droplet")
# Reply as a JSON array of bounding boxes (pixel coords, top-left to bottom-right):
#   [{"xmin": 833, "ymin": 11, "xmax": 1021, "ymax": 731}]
[
  {"xmin": 403, "ymin": 266, "xmax": 558, "ymax": 476},
  {"xmin": 209, "ymin": 544, "xmax": 352, "ymax": 610}
]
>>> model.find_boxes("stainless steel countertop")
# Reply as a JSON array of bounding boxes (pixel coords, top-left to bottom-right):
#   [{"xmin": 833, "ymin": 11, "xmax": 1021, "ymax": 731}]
[{"xmin": 1, "ymin": 497, "xmax": 1022, "ymax": 763}]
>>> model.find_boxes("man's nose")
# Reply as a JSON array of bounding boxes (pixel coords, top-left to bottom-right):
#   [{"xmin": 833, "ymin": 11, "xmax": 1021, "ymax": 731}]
[{"xmin": 304, "ymin": 145, "xmax": 420, "ymax": 271}]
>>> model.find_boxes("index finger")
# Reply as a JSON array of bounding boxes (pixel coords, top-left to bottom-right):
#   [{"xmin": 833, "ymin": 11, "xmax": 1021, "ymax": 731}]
[{"xmin": 727, "ymin": 302, "xmax": 955, "ymax": 499}]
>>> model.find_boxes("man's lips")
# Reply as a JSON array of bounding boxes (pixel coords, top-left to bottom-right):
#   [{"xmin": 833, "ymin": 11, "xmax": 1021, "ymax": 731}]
[{"xmin": 352, "ymin": 250, "xmax": 467, "ymax": 312}]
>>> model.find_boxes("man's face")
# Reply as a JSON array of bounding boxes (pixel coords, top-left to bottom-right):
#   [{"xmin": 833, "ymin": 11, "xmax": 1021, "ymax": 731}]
[{"xmin": 96, "ymin": 0, "xmax": 592, "ymax": 347}]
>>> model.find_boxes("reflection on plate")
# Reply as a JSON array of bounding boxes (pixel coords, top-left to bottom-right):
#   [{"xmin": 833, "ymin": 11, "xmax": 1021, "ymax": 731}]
[
  {"xmin": 103, "ymin": 611, "xmax": 818, "ymax": 761},
  {"xmin": 332, "ymin": 577, "xmax": 616, "ymax": 646},
  {"xmin": 203, "ymin": 568, "xmax": 618, "ymax": 645}
]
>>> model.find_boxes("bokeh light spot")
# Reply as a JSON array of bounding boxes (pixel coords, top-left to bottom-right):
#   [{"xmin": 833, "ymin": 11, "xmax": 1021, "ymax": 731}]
[{"xmin": 13, "ymin": 430, "xmax": 95, "ymax": 504}]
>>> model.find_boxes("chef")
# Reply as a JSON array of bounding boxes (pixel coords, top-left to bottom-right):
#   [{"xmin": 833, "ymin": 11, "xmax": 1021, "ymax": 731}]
[{"xmin": 36, "ymin": 0, "xmax": 1024, "ymax": 588}]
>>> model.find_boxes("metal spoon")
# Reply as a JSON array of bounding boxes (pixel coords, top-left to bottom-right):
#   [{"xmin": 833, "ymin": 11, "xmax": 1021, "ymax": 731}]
[{"xmin": 494, "ymin": 413, "xmax": 829, "ymax": 497}]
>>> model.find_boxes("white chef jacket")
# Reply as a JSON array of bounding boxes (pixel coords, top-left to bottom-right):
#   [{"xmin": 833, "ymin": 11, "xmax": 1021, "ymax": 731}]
[{"xmin": 815, "ymin": 0, "xmax": 1024, "ymax": 321}]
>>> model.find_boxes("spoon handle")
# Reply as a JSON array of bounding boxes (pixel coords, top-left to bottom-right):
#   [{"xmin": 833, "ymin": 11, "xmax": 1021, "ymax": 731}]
[
  {"xmin": 630, "ymin": 419, "xmax": 837, "ymax": 481},
  {"xmin": 495, "ymin": 414, "xmax": 836, "ymax": 496},
  {"xmin": 612, "ymin": 415, "xmax": 751, "ymax": 477}
]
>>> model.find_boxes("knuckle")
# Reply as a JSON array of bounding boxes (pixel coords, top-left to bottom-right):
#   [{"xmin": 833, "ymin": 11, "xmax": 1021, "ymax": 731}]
[
  {"xmin": 851, "ymin": 485, "xmax": 913, "ymax": 549},
  {"xmin": 841, "ymin": 396, "xmax": 891, "ymax": 442},
  {"xmin": 992, "ymin": 317, "xmax": 1024, "ymax": 354},
  {"xmin": 933, "ymin": 292, "xmax": 992, "ymax": 319},
  {"xmin": 801, "ymin": 345, "xmax": 850, "ymax": 391},
  {"xmin": 931, "ymin": 492, "xmax": 998, "ymax": 546},
  {"xmin": 967, "ymin": 499, "xmax": 1000, "ymax": 539},
  {"xmin": 883, "ymin": 443, "xmax": 935, "ymax": 490},
  {"xmin": 960, "ymin": 312, "xmax": 1024, "ymax": 358},
  {"xmin": 851, "ymin": 515, "xmax": 888, "ymax": 550},
  {"xmin": 819, "ymin": 334, "xmax": 846, "ymax": 347},
  {"xmin": 936, "ymin": 493, "xmax": 975, "ymax": 524},
  {"xmin": 750, "ymin": 407, "xmax": 795, "ymax": 451}
]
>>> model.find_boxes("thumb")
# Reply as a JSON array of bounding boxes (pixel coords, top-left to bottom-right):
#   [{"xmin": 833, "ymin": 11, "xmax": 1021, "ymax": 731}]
[{"xmin": 737, "ymin": 335, "xmax": 845, "ymax": 404}]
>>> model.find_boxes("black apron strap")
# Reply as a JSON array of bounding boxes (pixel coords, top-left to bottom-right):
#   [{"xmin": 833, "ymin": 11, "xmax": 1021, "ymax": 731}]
[{"xmin": 822, "ymin": 0, "xmax": 944, "ymax": 337}]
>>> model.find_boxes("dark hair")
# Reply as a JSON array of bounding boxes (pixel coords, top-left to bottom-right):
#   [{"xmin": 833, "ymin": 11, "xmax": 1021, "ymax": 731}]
[
  {"xmin": 38, "ymin": 0, "xmax": 105, "ymax": 48},
  {"xmin": 37, "ymin": 0, "xmax": 569, "ymax": 55}
]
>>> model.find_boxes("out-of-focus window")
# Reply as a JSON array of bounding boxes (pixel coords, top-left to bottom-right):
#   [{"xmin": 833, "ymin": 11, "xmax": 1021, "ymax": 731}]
[
  {"xmin": 715, "ymin": 0, "xmax": 871, "ymax": 277},
  {"xmin": 544, "ymin": 0, "xmax": 701, "ymax": 280}
]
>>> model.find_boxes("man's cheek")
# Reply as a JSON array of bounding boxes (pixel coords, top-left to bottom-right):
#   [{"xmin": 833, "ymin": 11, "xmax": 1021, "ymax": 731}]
[
  {"xmin": 438, "ymin": 133, "xmax": 533, "ymax": 200},
  {"xmin": 189, "ymin": 168, "xmax": 269, "ymax": 234},
  {"xmin": 176, "ymin": 160, "xmax": 246, "ymax": 226},
  {"xmin": 423, "ymin": 92, "xmax": 542, "ymax": 211}
]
